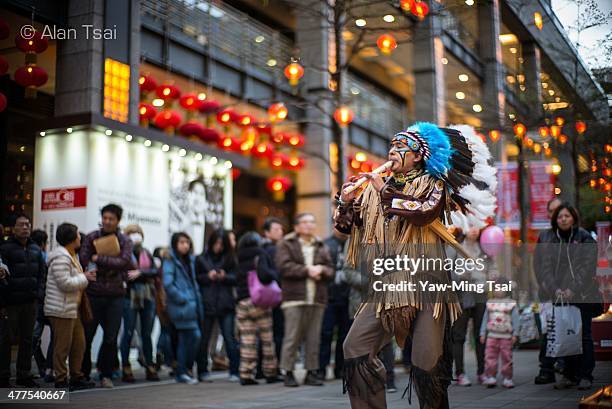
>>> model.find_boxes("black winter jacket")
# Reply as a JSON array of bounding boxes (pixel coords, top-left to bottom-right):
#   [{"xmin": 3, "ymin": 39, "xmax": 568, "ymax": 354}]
[
  {"xmin": 0, "ymin": 237, "xmax": 45, "ymax": 306},
  {"xmin": 533, "ymin": 226, "xmax": 598, "ymax": 302},
  {"xmin": 196, "ymin": 251, "xmax": 237, "ymax": 316},
  {"xmin": 236, "ymin": 246, "xmax": 276, "ymax": 302}
]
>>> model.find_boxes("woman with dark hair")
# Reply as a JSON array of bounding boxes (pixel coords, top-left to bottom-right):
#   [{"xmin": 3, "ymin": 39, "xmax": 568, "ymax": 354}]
[
  {"xmin": 45, "ymin": 223, "xmax": 96, "ymax": 390},
  {"xmin": 535, "ymin": 202, "xmax": 599, "ymax": 391},
  {"xmin": 163, "ymin": 232, "xmax": 202, "ymax": 384},
  {"xmin": 235, "ymin": 231, "xmax": 280, "ymax": 385},
  {"xmin": 195, "ymin": 228, "xmax": 240, "ymax": 382}
]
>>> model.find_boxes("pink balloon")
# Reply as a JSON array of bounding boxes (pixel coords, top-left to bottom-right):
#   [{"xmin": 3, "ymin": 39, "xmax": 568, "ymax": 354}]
[{"xmin": 480, "ymin": 225, "xmax": 505, "ymax": 257}]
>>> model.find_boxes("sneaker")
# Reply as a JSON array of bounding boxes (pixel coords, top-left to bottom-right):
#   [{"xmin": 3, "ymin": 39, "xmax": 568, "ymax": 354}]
[
  {"xmin": 16, "ymin": 377, "xmax": 39, "ymax": 388},
  {"xmin": 176, "ymin": 374, "xmax": 198, "ymax": 385},
  {"xmin": 577, "ymin": 379, "xmax": 592, "ymax": 390},
  {"xmin": 483, "ymin": 376, "xmax": 497, "ymax": 388},
  {"xmin": 228, "ymin": 374, "xmax": 240, "ymax": 383},
  {"xmin": 456, "ymin": 373, "xmax": 472, "ymax": 386},
  {"xmin": 122, "ymin": 366, "xmax": 135, "ymax": 383},
  {"xmin": 534, "ymin": 373, "xmax": 556, "ymax": 385},
  {"xmin": 100, "ymin": 377, "xmax": 114, "ymax": 388},
  {"xmin": 502, "ymin": 378, "xmax": 514, "ymax": 388},
  {"xmin": 386, "ymin": 379, "xmax": 397, "ymax": 393},
  {"xmin": 284, "ymin": 371, "xmax": 298, "ymax": 387},
  {"xmin": 240, "ymin": 378, "xmax": 259, "ymax": 386},
  {"xmin": 198, "ymin": 373, "xmax": 213, "ymax": 383},
  {"xmin": 477, "ymin": 374, "xmax": 487, "ymax": 385},
  {"xmin": 304, "ymin": 370, "xmax": 323, "ymax": 386},
  {"xmin": 554, "ymin": 376, "xmax": 576, "ymax": 390}
]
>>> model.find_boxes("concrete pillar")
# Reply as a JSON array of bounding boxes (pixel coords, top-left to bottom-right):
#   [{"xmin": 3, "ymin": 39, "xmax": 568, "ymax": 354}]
[
  {"xmin": 521, "ymin": 42, "xmax": 544, "ymax": 122},
  {"xmin": 478, "ymin": 0, "xmax": 505, "ymax": 133},
  {"xmin": 412, "ymin": 15, "xmax": 446, "ymax": 125},
  {"xmin": 54, "ymin": 0, "xmax": 105, "ymax": 116},
  {"xmin": 294, "ymin": 6, "xmax": 333, "ymax": 237}
]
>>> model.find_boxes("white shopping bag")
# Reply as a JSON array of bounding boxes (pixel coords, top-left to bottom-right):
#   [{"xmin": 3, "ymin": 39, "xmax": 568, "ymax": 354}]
[{"xmin": 545, "ymin": 302, "xmax": 582, "ymax": 358}]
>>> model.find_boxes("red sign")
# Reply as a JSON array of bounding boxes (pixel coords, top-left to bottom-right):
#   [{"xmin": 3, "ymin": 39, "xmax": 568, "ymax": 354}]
[
  {"xmin": 529, "ymin": 161, "xmax": 554, "ymax": 228},
  {"xmin": 496, "ymin": 162, "xmax": 519, "ymax": 229},
  {"xmin": 41, "ymin": 187, "xmax": 87, "ymax": 210}
]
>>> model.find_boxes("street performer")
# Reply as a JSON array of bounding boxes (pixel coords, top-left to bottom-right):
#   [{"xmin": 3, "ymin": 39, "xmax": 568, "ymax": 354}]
[{"xmin": 334, "ymin": 122, "xmax": 497, "ymax": 409}]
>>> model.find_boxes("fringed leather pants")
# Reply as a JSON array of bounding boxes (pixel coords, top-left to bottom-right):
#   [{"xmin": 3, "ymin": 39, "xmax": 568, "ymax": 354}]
[{"xmin": 343, "ymin": 303, "xmax": 451, "ymax": 409}]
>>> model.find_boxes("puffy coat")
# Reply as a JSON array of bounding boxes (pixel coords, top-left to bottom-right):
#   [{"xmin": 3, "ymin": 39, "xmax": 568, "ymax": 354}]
[
  {"xmin": 196, "ymin": 251, "xmax": 237, "ymax": 316},
  {"xmin": 79, "ymin": 229, "xmax": 133, "ymax": 297},
  {"xmin": 163, "ymin": 250, "xmax": 203, "ymax": 330},
  {"xmin": 44, "ymin": 246, "xmax": 89, "ymax": 319},
  {"xmin": 0, "ymin": 237, "xmax": 45, "ymax": 305}
]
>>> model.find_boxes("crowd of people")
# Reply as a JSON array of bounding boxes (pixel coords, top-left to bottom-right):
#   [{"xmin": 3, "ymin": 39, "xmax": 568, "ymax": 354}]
[{"xmin": 0, "ymin": 198, "xmax": 602, "ymax": 394}]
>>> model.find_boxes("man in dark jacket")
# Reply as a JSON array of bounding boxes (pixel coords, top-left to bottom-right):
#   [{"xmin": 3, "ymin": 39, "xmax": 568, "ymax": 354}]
[
  {"xmin": 276, "ymin": 213, "xmax": 334, "ymax": 387},
  {"xmin": 0, "ymin": 214, "xmax": 45, "ymax": 387},
  {"xmin": 79, "ymin": 204, "xmax": 133, "ymax": 388},
  {"xmin": 318, "ymin": 229, "xmax": 349, "ymax": 381}
]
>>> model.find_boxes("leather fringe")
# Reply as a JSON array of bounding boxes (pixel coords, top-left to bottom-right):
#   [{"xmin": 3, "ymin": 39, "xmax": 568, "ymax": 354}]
[{"xmin": 342, "ymin": 354, "xmax": 386, "ymax": 398}]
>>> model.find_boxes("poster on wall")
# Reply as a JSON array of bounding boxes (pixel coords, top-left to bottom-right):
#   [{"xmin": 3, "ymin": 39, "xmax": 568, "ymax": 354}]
[
  {"xmin": 168, "ymin": 157, "xmax": 226, "ymax": 255},
  {"xmin": 529, "ymin": 161, "xmax": 554, "ymax": 229},
  {"xmin": 495, "ymin": 162, "xmax": 520, "ymax": 229}
]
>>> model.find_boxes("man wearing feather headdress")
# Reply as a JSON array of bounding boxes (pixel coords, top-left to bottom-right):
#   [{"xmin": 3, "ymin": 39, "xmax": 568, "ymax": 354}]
[{"xmin": 335, "ymin": 123, "xmax": 497, "ymax": 409}]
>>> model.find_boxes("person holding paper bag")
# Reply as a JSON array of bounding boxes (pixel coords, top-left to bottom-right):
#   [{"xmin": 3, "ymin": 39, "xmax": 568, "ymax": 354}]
[{"xmin": 79, "ymin": 204, "xmax": 133, "ymax": 388}]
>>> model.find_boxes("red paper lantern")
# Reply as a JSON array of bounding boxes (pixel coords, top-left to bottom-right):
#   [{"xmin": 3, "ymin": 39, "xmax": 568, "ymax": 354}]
[
  {"xmin": 272, "ymin": 132, "xmax": 286, "ymax": 144},
  {"xmin": 360, "ymin": 161, "xmax": 374, "ymax": 173},
  {"xmin": 0, "ymin": 92, "xmax": 6, "ymax": 113},
  {"xmin": 256, "ymin": 122, "xmax": 273, "ymax": 136},
  {"xmin": 179, "ymin": 122, "xmax": 205, "ymax": 138},
  {"xmin": 231, "ymin": 168, "xmax": 241, "ymax": 180},
  {"xmin": 200, "ymin": 127, "xmax": 221, "ymax": 143},
  {"xmin": 199, "ymin": 100, "xmax": 222, "ymax": 114},
  {"xmin": 268, "ymin": 102, "xmax": 288, "ymax": 122},
  {"xmin": 286, "ymin": 133, "xmax": 305, "ymax": 147},
  {"xmin": 558, "ymin": 134, "xmax": 568, "ymax": 144},
  {"xmin": 0, "ymin": 56, "xmax": 8, "ymax": 76},
  {"xmin": 138, "ymin": 103, "xmax": 157, "ymax": 122},
  {"xmin": 138, "ymin": 74, "xmax": 157, "ymax": 93},
  {"xmin": 575, "ymin": 120, "xmax": 587, "ymax": 134},
  {"xmin": 0, "ymin": 19, "xmax": 9, "ymax": 40},
  {"xmin": 400, "ymin": 0, "xmax": 415, "ymax": 12},
  {"xmin": 251, "ymin": 142, "xmax": 275, "ymax": 159},
  {"xmin": 411, "ymin": 1, "xmax": 429, "ymax": 19},
  {"xmin": 155, "ymin": 83, "xmax": 181, "ymax": 100},
  {"xmin": 269, "ymin": 153, "xmax": 289, "ymax": 169},
  {"xmin": 286, "ymin": 156, "xmax": 305, "ymax": 171},
  {"xmin": 334, "ymin": 106, "xmax": 354, "ymax": 127},
  {"xmin": 154, "ymin": 109, "xmax": 182, "ymax": 130},
  {"xmin": 15, "ymin": 31, "xmax": 48, "ymax": 54},
  {"xmin": 488, "ymin": 130, "xmax": 501, "ymax": 142},
  {"xmin": 237, "ymin": 114, "xmax": 255, "ymax": 128},
  {"xmin": 266, "ymin": 175, "xmax": 292, "ymax": 193},
  {"xmin": 218, "ymin": 135, "xmax": 240, "ymax": 151},
  {"xmin": 284, "ymin": 63, "xmax": 304, "ymax": 86},
  {"xmin": 179, "ymin": 94, "xmax": 202, "ymax": 111},
  {"xmin": 216, "ymin": 109, "xmax": 238, "ymax": 125},
  {"xmin": 513, "ymin": 123, "xmax": 526, "ymax": 138},
  {"xmin": 376, "ymin": 34, "xmax": 397, "ymax": 55},
  {"xmin": 554, "ymin": 116, "xmax": 564, "ymax": 126},
  {"xmin": 349, "ymin": 157, "xmax": 361, "ymax": 170},
  {"xmin": 538, "ymin": 126, "xmax": 549, "ymax": 138},
  {"xmin": 14, "ymin": 65, "xmax": 48, "ymax": 87}
]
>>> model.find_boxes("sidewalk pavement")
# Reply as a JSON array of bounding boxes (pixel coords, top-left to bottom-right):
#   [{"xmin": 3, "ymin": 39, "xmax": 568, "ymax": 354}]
[{"xmin": 7, "ymin": 349, "xmax": 612, "ymax": 408}]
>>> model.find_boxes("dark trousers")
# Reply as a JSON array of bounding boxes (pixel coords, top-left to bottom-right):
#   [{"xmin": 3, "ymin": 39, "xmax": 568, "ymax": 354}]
[
  {"xmin": 120, "ymin": 298, "xmax": 156, "ymax": 367},
  {"xmin": 319, "ymin": 302, "xmax": 350, "ymax": 376},
  {"xmin": 451, "ymin": 303, "xmax": 485, "ymax": 376},
  {"xmin": 562, "ymin": 304, "xmax": 596, "ymax": 382},
  {"xmin": 33, "ymin": 312, "xmax": 53, "ymax": 375},
  {"xmin": 538, "ymin": 332, "xmax": 556, "ymax": 376},
  {"xmin": 157, "ymin": 321, "xmax": 177, "ymax": 367},
  {"xmin": 82, "ymin": 296, "xmax": 123, "ymax": 379},
  {"xmin": 176, "ymin": 328, "xmax": 201, "ymax": 377},
  {"xmin": 198, "ymin": 313, "xmax": 239, "ymax": 376},
  {"xmin": 0, "ymin": 302, "xmax": 37, "ymax": 381}
]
